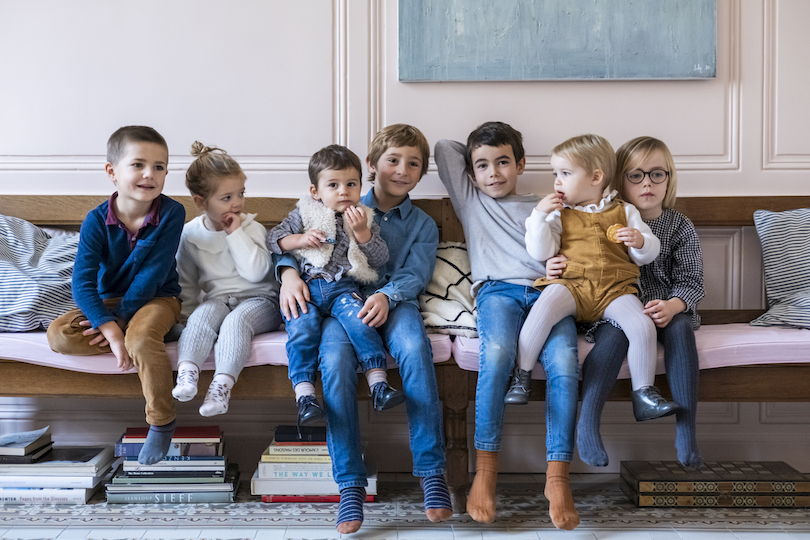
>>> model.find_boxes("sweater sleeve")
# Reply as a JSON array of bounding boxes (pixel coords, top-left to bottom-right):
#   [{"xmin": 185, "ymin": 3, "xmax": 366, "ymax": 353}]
[
  {"xmin": 267, "ymin": 208, "xmax": 304, "ymax": 255},
  {"xmin": 358, "ymin": 222, "xmax": 389, "ymax": 269},
  {"xmin": 669, "ymin": 217, "xmax": 705, "ymax": 312},
  {"xmin": 176, "ymin": 234, "xmax": 202, "ymax": 320},
  {"xmin": 525, "ymin": 208, "xmax": 561, "ymax": 262},
  {"xmin": 435, "ymin": 139, "xmax": 476, "ymax": 213},
  {"xmin": 113, "ymin": 201, "xmax": 185, "ymax": 322},
  {"xmin": 72, "ymin": 210, "xmax": 117, "ymax": 328},
  {"xmin": 625, "ymin": 204, "xmax": 660, "ymax": 266},
  {"xmin": 226, "ymin": 220, "xmax": 271, "ymax": 283}
]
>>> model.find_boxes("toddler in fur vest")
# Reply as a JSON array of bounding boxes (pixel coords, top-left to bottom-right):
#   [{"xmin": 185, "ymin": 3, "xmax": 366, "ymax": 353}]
[{"xmin": 267, "ymin": 145, "xmax": 405, "ymax": 428}]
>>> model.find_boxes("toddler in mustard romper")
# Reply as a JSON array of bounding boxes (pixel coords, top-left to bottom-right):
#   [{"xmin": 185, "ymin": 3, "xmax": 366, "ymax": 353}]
[{"xmin": 505, "ymin": 134, "xmax": 680, "ymax": 422}]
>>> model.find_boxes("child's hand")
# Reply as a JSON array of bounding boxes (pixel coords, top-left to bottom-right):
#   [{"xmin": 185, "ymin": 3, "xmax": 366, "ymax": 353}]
[
  {"xmin": 344, "ymin": 206, "xmax": 371, "ymax": 243},
  {"xmin": 615, "ymin": 227, "xmax": 644, "ymax": 249},
  {"xmin": 298, "ymin": 230, "xmax": 328, "ymax": 249},
  {"xmin": 537, "ymin": 193, "xmax": 563, "ymax": 214},
  {"xmin": 358, "ymin": 292, "xmax": 389, "ymax": 328},
  {"xmin": 279, "ymin": 267, "xmax": 310, "ymax": 320},
  {"xmin": 545, "ymin": 254, "xmax": 568, "ymax": 279},
  {"xmin": 221, "ymin": 212, "xmax": 242, "ymax": 235},
  {"xmin": 98, "ymin": 320, "xmax": 132, "ymax": 371},
  {"xmin": 643, "ymin": 298, "xmax": 686, "ymax": 328}
]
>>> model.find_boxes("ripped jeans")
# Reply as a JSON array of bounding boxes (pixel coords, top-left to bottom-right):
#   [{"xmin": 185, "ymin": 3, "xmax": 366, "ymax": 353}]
[{"xmin": 285, "ymin": 277, "xmax": 388, "ymax": 386}]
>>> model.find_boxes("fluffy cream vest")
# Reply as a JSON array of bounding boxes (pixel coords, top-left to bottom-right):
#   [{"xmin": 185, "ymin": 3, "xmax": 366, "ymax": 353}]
[{"xmin": 294, "ymin": 195, "xmax": 378, "ymax": 284}]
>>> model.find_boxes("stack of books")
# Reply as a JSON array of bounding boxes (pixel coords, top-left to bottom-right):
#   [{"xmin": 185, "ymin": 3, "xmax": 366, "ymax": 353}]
[
  {"xmin": 251, "ymin": 425, "xmax": 376, "ymax": 502},
  {"xmin": 0, "ymin": 427, "xmax": 116, "ymax": 504},
  {"xmin": 106, "ymin": 425, "xmax": 239, "ymax": 503},
  {"xmin": 621, "ymin": 460, "xmax": 810, "ymax": 507}
]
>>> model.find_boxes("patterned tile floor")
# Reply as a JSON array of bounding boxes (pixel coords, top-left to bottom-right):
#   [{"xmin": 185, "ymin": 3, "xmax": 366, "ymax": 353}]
[{"xmin": 0, "ymin": 474, "xmax": 809, "ymax": 539}]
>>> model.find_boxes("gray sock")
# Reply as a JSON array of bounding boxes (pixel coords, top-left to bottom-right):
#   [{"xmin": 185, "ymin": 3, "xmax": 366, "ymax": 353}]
[
  {"xmin": 137, "ymin": 420, "xmax": 176, "ymax": 465},
  {"xmin": 577, "ymin": 324, "xmax": 627, "ymax": 467}
]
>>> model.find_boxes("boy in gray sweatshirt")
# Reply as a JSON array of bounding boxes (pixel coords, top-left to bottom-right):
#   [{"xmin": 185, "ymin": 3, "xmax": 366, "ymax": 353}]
[{"xmin": 434, "ymin": 122, "xmax": 580, "ymax": 530}]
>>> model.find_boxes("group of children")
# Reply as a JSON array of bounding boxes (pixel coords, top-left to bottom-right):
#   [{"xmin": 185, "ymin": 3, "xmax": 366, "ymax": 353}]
[{"xmin": 44, "ymin": 120, "xmax": 704, "ymax": 533}]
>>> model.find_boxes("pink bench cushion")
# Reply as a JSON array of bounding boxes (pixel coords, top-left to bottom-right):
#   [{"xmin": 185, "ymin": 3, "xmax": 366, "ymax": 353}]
[
  {"xmin": 452, "ymin": 324, "xmax": 810, "ymax": 380},
  {"xmin": 0, "ymin": 331, "xmax": 452, "ymax": 375}
]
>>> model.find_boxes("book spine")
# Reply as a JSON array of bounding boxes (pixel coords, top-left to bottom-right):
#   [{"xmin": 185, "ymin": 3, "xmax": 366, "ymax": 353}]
[
  {"xmin": 115, "ymin": 442, "xmax": 221, "ymax": 457},
  {"xmin": 106, "ymin": 490, "xmax": 233, "ymax": 504},
  {"xmin": 258, "ymin": 462, "xmax": 333, "ymax": 480},
  {"xmin": 637, "ymin": 481, "xmax": 810, "ymax": 493},
  {"xmin": 0, "ymin": 476, "xmax": 97, "ymax": 488},
  {"xmin": 122, "ymin": 455, "xmax": 224, "ymax": 462},
  {"xmin": 273, "ymin": 441, "xmax": 328, "ymax": 446},
  {"xmin": 265, "ymin": 446, "xmax": 330, "ymax": 454},
  {"xmin": 0, "ymin": 488, "xmax": 88, "ymax": 504},
  {"xmin": 262, "ymin": 494, "xmax": 375, "ymax": 503},
  {"xmin": 260, "ymin": 455, "xmax": 332, "ymax": 463}
]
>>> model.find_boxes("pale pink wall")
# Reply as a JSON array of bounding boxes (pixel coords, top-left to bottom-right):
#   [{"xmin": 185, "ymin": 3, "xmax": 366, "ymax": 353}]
[{"xmin": 0, "ymin": 0, "xmax": 807, "ymax": 196}]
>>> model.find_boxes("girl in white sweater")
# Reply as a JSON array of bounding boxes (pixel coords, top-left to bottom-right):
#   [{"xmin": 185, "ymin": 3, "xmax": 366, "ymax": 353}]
[{"xmin": 173, "ymin": 142, "xmax": 281, "ymax": 416}]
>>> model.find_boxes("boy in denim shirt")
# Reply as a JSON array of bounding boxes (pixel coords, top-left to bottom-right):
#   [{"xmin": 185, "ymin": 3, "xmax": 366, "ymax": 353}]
[
  {"xmin": 435, "ymin": 122, "xmax": 580, "ymax": 529},
  {"xmin": 47, "ymin": 126, "xmax": 184, "ymax": 465},
  {"xmin": 279, "ymin": 125, "xmax": 450, "ymax": 534}
]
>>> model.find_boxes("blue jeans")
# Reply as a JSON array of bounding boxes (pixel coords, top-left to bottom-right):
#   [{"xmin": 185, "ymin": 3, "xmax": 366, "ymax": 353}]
[
  {"xmin": 319, "ymin": 302, "xmax": 446, "ymax": 490},
  {"xmin": 285, "ymin": 278, "xmax": 387, "ymax": 386},
  {"xmin": 474, "ymin": 281, "xmax": 579, "ymax": 461}
]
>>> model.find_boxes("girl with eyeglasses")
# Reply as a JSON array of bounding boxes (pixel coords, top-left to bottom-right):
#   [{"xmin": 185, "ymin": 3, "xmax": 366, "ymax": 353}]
[{"xmin": 576, "ymin": 136, "xmax": 705, "ymax": 469}]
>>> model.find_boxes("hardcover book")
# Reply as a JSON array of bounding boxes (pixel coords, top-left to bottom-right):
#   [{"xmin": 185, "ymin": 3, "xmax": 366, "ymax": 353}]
[
  {"xmin": 0, "ymin": 443, "xmax": 53, "ymax": 464},
  {"xmin": 273, "ymin": 425, "xmax": 327, "ymax": 444},
  {"xmin": 0, "ymin": 428, "xmax": 52, "ymax": 457},
  {"xmin": 258, "ymin": 461, "xmax": 333, "ymax": 480},
  {"xmin": 250, "ymin": 470, "xmax": 376, "ymax": 496},
  {"xmin": 115, "ymin": 440, "xmax": 223, "ymax": 457},
  {"xmin": 0, "ymin": 484, "xmax": 101, "ymax": 504},
  {"xmin": 0, "ymin": 446, "xmax": 115, "ymax": 476},
  {"xmin": 120, "ymin": 426, "xmax": 221, "ymax": 444},
  {"xmin": 262, "ymin": 494, "xmax": 376, "ymax": 503},
  {"xmin": 621, "ymin": 461, "xmax": 810, "ymax": 508},
  {"xmin": 263, "ymin": 441, "xmax": 330, "ymax": 455}
]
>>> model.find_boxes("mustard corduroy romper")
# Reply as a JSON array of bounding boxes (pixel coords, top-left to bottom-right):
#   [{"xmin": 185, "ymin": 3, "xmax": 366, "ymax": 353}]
[{"xmin": 533, "ymin": 200, "xmax": 640, "ymax": 322}]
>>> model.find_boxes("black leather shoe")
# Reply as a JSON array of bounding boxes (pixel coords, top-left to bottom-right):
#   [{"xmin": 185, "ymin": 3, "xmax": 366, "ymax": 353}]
[
  {"xmin": 504, "ymin": 368, "xmax": 531, "ymax": 405},
  {"xmin": 297, "ymin": 395, "xmax": 325, "ymax": 427},
  {"xmin": 370, "ymin": 382, "xmax": 406, "ymax": 411},
  {"xmin": 631, "ymin": 386, "xmax": 679, "ymax": 421}
]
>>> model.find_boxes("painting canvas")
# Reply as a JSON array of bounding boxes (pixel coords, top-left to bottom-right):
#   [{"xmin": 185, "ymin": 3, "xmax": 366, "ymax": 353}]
[{"xmin": 399, "ymin": 0, "xmax": 717, "ymax": 81}]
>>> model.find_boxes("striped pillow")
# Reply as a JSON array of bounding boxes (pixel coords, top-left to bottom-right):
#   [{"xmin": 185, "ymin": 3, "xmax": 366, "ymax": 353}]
[
  {"xmin": 0, "ymin": 215, "xmax": 79, "ymax": 331},
  {"xmin": 751, "ymin": 208, "xmax": 810, "ymax": 329}
]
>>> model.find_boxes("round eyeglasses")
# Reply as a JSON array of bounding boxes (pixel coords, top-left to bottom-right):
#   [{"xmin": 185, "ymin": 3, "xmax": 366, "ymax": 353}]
[{"xmin": 625, "ymin": 169, "xmax": 669, "ymax": 184}]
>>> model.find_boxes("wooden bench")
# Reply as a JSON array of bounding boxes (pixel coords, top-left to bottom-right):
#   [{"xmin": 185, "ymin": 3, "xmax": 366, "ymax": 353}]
[{"xmin": 1, "ymin": 194, "xmax": 809, "ymax": 512}]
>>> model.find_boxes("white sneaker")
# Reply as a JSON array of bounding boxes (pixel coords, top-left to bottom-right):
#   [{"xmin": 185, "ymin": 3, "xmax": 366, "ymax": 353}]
[
  {"xmin": 172, "ymin": 368, "xmax": 199, "ymax": 402},
  {"xmin": 199, "ymin": 381, "xmax": 231, "ymax": 417}
]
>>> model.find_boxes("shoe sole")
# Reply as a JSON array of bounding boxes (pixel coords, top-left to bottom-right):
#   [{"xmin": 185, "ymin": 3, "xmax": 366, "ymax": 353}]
[{"xmin": 375, "ymin": 394, "xmax": 406, "ymax": 411}]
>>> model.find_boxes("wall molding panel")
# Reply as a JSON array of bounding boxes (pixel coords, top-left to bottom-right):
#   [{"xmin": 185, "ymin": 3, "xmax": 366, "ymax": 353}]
[{"xmin": 763, "ymin": 0, "xmax": 810, "ymax": 169}]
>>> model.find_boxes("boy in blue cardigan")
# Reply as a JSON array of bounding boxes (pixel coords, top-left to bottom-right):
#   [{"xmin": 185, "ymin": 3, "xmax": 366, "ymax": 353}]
[{"xmin": 47, "ymin": 126, "xmax": 184, "ymax": 465}]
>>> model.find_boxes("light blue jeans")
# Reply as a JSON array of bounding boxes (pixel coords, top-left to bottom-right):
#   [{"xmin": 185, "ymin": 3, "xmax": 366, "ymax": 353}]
[
  {"xmin": 474, "ymin": 281, "xmax": 579, "ymax": 462},
  {"xmin": 319, "ymin": 302, "xmax": 445, "ymax": 490},
  {"xmin": 285, "ymin": 277, "xmax": 387, "ymax": 387}
]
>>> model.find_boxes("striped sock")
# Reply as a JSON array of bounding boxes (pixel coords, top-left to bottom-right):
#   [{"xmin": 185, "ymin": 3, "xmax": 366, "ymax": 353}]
[
  {"xmin": 421, "ymin": 474, "xmax": 452, "ymax": 510},
  {"xmin": 337, "ymin": 486, "xmax": 365, "ymax": 529},
  {"xmin": 421, "ymin": 474, "xmax": 453, "ymax": 522}
]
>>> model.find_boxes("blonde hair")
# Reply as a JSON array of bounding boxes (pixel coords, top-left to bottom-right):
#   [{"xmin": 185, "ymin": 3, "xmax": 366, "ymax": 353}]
[
  {"xmin": 185, "ymin": 141, "xmax": 245, "ymax": 201},
  {"xmin": 366, "ymin": 124, "xmax": 430, "ymax": 182},
  {"xmin": 552, "ymin": 134, "xmax": 615, "ymax": 189},
  {"xmin": 613, "ymin": 136, "xmax": 678, "ymax": 209}
]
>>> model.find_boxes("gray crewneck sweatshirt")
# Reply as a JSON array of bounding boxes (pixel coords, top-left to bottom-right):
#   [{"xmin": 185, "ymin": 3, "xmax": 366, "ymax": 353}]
[{"xmin": 434, "ymin": 139, "xmax": 547, "ymax": 297}]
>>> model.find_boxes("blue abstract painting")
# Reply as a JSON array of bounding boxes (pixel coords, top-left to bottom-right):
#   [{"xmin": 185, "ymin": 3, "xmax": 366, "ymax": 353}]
[{"xmin": 399, "ymin": 0, "xmax": 716, "ymax": 81}]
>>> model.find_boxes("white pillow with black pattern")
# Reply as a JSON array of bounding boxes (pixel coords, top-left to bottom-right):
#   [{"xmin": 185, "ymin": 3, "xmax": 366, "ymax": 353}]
[
  {"xmin": 419, "ymin": 242, "xmax": 478, "ymax": 338},
  {"xmin": 751, "ymin": 207, "xmax": 810, "ymax": 329}
]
